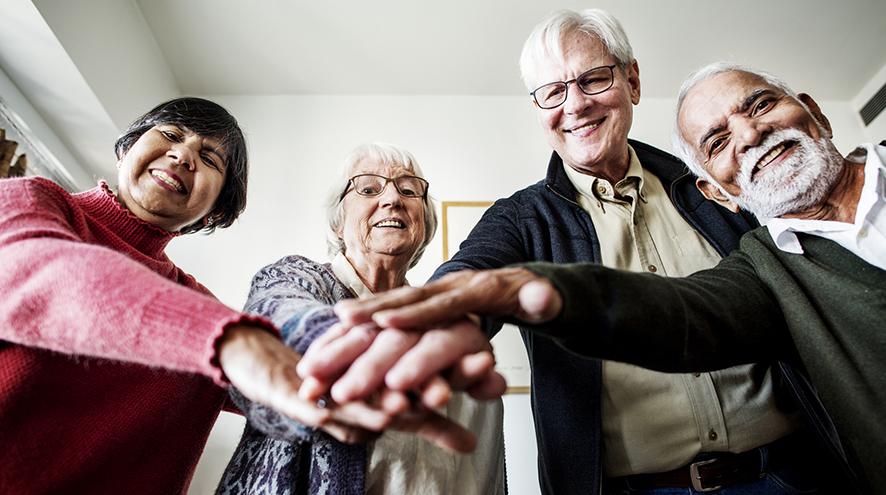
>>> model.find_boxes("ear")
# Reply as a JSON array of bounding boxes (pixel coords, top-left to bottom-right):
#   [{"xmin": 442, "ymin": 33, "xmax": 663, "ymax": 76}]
[
  {"xmin": 696, "ymin": 177, "xmax": 740, "ymax": 213},
  {"xmin": 626, "ymin": 59, "xmax": 641, "ymax": 105},
  {"xmin": 798, "ymin": 93, "xmax": 832, "ymax": 137}
]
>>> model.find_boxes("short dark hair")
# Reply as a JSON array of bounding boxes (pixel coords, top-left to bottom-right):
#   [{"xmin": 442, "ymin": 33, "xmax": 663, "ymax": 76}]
[{"xmin": 114, "ymin": 97, "xmax": 248, "ymax": 234}]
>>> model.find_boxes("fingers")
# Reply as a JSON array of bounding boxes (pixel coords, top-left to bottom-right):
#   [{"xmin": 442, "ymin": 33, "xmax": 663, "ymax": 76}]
[
  {"xmin": 517, "ymin": 279, "xmax": 562, "ymax": 323},
  {"xmin": 390, "ymin": 409, "xmax": 478, "ymax": 454},
  {"xmin": 321, "ymin": 421, "xmax": 381, "ymax": 445},
  {"xmin": 329, "ymin": 327, "xmax": 421, "ymax": 402},
  {"xmin": 297, "ymin": 322, "xmax": 379, "ymax": 381},
  {"xmin": 334, "ymin": 271, "xmax": 471, "ymax": 328},
  {"xmin": 418, "ymin": 375, "xmax": 452, "ymax": 409},
  {"xmin": 465, "ymin": 371, "xmax": 508, "ymax": 400},
  {"xmin": 385, "ymin": 319, "xmax": 490, "ymax": 391},
  {"xmin": 218, "ymin": 325, "xmax": 332, "ymax": 427}
]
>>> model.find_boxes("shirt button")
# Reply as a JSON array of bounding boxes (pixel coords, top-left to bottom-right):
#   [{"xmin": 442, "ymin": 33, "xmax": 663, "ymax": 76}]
[
  {"xmin": 694, "ymin": 373, "xmax": 701, "ymax": 377},
  {"xmin": 597, "ymin": 184, "xmax": 608, "ymax": 195},
  {"xmin": 647, "ymin": 265, "xmax": 657, "ymax": 273},
  {"xmin": 708, "ymin": 429, "xmax": 718, "ymax": 441},
  {"xmin": 859, "ymin": 228, "xmax": 868, "ymax": 238}
]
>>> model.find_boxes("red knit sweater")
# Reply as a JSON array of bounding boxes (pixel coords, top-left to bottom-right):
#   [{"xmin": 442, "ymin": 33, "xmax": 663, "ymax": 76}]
[{"xmin": 0, "ymin": 177, "xmax": 271, "ymax": 494}]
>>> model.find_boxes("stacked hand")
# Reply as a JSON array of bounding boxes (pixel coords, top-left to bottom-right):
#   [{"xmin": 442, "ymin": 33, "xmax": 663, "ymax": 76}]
[
  {"xmin": 294, "ymin": 267, "xmax": 563, "ymax": 448},
  {"xmin": 218, "ymin": 268, "xmax": 562, "ymax": 453}
]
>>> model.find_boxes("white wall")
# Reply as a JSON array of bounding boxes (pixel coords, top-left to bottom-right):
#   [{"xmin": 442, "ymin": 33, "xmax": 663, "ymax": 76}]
[{"xmin": 171, "ymin": 94, "xmax": 868, "ymax": 494}]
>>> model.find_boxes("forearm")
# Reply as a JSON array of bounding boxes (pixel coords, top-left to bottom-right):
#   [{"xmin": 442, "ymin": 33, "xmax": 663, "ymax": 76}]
[
  {"xmin": 519, "ymin": 258, "xmax": 790, "ymax": 372},
  {"xmin": 0, "ymin": 237, "xmax": 270, "ymax": 382}
]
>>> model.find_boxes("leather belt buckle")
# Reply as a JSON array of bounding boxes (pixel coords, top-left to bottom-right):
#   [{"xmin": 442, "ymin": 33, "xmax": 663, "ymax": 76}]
[{"xmin": 689, "ymin": 458, "xmax": 722, "ymax": 492}]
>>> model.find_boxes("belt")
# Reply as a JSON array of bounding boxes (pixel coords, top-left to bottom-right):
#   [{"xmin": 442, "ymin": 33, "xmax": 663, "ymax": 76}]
[{"xmin": 606, "ymin": 448, "xmax": 763, "ymax": 492}]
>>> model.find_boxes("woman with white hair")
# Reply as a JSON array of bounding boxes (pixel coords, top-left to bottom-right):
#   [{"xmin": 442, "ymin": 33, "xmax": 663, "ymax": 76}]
[{"xmin": 217, "ymin": 143, "xmax": 505, "ymax": 494}]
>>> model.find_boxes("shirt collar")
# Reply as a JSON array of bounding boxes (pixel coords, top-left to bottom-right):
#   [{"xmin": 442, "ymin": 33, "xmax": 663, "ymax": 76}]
[
  {"xmin": 563, "ymin": 144, "xmax": 646, "ymax": 203},
  {"xmin": 331, "ymin": 252, "xmax": 373, "ymax": 299}
]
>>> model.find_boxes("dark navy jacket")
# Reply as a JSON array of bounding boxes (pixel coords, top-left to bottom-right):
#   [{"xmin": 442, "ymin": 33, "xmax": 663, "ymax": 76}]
[{"xmin": 432, "ymin": 140, "xmax": 761, "ymax": 494}]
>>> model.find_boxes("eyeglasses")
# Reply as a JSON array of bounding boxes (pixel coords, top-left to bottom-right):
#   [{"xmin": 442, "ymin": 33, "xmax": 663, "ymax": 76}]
[
  {"xmin": 530, "ymin": 65, "xmax": 617, "ymax": 109},
  {"xmin": 339, "ymin": 173, "xmax": 429, "ymax": 201}
]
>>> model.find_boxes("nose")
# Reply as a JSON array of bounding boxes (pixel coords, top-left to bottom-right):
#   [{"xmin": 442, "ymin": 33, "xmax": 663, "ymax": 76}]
[
  {"xmin": 733, "ymin": 116, "xmax": 772, "ymax": 156},
  {"xmin": 377, "ymin": 180, "xmax": 402, "ymax": 207},
  {"xmin": 562, "ymin": 81, "xmax": 592, "ymax": 115},
  {"xmin": 167, "ymin": 142, "xmax": 198, "ymax": 172}
]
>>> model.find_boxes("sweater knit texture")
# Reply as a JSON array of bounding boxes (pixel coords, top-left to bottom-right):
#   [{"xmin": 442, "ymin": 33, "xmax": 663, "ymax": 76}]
[
  {"xmin": 0, "ymin": 177, "xmax": 270, "ymax": 494},
  {"xmin": 218, "ymin": 255, "xmax": 365, "ymax": 495}
]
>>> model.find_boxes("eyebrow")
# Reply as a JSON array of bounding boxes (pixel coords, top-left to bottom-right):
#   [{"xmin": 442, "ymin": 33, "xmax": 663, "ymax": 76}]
[
  {"xmin": 173, "ymin": 124, "xmax": 228, "ymax": 164},
  {"xmin": 696, "ymin": 88, "xmax": 774, "ymax": 150}
]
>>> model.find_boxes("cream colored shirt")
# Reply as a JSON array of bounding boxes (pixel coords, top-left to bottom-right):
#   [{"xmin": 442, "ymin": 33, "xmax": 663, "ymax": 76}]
[
  {"xmin": 564, "ymin": 146, "xmax": 797, "ymax": 476},
  {"xmin": 331, "ymin": 254, "xmax": 506, "ymax": 494}
]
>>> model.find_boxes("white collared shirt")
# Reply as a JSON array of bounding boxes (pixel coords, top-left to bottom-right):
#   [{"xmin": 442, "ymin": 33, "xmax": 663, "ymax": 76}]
[{"xmin": 766, "ymin": 143, "xmax": 886, "ymax": 270}]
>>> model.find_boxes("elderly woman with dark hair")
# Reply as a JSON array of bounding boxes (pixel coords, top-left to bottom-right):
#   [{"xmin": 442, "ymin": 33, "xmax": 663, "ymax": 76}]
[
  {"xmin": 0, "ymin": 97, "xmax": 335, "ymax": 494},
  {"xmin": 219, "ymin": 143, "xmax": 506, "ymax": 495}
]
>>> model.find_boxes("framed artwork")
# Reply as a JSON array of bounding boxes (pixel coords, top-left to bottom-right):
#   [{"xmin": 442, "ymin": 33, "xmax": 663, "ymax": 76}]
[{"xmin": 441, "ymin": 201, "xmax": 531, "ymax": 394}]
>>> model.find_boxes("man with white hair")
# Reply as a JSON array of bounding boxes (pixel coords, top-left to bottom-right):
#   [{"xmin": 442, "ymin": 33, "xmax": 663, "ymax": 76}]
[
  {"xmin": 329, "ymin": 63, "xmax": 882, "ymax": 492},
  {"xmin": 423, "ymin": 11, "xmax": 820, "ymax": 495}
]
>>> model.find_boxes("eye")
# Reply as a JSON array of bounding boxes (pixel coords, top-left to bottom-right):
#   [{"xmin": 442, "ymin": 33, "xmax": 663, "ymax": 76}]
[
  {"xmin": 751, "ymin": 97, "xmax": 775, "ymax": 115},
  {"xmin": 160, "ymin": 129, "xmax": 182, "ymax": 142},
  {"xmin": 201, "ymin": 153, "xmax": 221, "ymax": 171},
  {"xmin": 707, "ymin": 136, "xmax": 727, "ymax": 157}
]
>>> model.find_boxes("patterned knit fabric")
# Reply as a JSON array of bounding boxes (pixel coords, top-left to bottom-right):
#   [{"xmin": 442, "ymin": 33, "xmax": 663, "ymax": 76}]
[
  {"xmin": 0, "ymin": 177, "xmax": 274, "ymax": 494},
  {"xmin": 218, "ymin": 255, "xmax": 365, "ymax": 495}
]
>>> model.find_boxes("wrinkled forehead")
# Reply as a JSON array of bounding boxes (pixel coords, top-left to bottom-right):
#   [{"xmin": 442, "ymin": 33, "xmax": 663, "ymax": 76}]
[
  {"xmin": 677, "ymin": 71, "xmax": 777, "ymax": 146},
  {"xmin": 350, "ymin": 157, "xmax": 415, "ymax": 177}
]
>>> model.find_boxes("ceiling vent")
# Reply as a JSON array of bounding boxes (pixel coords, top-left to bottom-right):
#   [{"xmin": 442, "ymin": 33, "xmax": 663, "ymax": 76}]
[{"xmin": 860, "ymin": 81, "xmax": 886, "ymax": 126}]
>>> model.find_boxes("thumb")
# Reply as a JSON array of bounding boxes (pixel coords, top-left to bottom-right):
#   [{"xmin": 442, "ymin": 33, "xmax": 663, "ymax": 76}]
[{"xmin": 517, "ymin": 279, "xmax": 562, "ymax": 323}]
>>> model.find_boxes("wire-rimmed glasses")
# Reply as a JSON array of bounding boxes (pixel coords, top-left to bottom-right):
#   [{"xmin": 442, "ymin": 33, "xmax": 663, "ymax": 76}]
[
  {"xmin": 339, "ymin": 173, "xmax": 429, "ymax": 201},
  {"xmin": 530, "ymin": 65, "xmax": 617, "ymax": 109}
]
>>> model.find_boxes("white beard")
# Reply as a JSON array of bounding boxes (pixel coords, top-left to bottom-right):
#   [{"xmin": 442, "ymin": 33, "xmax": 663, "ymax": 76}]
[{"xmin": 721, "ymin": 128, "xmax": 844, "ymax": 221}]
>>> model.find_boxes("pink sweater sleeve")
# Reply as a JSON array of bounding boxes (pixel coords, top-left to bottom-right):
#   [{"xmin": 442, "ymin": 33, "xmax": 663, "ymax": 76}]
[{"xmin": 0, "ymin": 178, "xmax": 271, "ymax": 385}]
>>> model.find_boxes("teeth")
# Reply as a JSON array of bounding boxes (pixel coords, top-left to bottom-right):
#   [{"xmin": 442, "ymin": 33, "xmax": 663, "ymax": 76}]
[
  {"xmin": 758, "ymin": 143, "xmax": 786, "ymax": 169},
  {"xmin": 374, "ymin": 220, "xmax": 405, "ymax": 228},
  {"xmin": 568, "ymin": 121, "xmax": 600, "ymax": 133},
  {"xmin": 151, "ymin": 170, "xmax": 185, "ymax": 193}
]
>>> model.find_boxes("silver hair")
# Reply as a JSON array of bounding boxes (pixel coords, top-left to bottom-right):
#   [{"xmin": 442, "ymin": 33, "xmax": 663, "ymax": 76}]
[
  {"xmin": 324, "ymin": 142, "xmax": 438, "ymax": 269},
  {"xmin": 519, "ymin": 8, "xmax": 634, "ymax": 92},
  {"xmin": 671, "ymin": 62, "xmax": 801, "ymax": 180}
]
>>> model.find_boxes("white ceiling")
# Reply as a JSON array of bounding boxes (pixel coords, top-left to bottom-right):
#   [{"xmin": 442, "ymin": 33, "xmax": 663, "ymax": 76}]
[{"xmin": 1, "ymin": 0, "xmax": 885, "ymax": 180}]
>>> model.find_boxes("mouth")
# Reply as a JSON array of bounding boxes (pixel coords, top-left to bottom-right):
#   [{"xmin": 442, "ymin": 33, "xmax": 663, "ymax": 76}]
[
  {"xmin": 564, "ymin": 118, "xmax": 605, "ymax": 138},
  {"xmin": 752, "ymin": 140, "xmax": 798, "ymax": 178},
  {"xmin": 150, "ymin": 169, "xmax": 187, "ymax": 194},
  {"xmin": 373, "ymin": 218, "xmax": 406, "ymax": 229}
]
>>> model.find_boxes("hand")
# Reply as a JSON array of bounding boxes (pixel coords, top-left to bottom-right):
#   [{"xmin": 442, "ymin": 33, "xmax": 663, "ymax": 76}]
[
  {"xmin": 336, "ymin": 267, "xmax": 562, "ymax": 330},
  {"xmin": 218, "ymin": 324, "xmax": 383, "ymax": 443},
  {"xmin": 297, "ymin": 319, "xmax": 507, "ymax": 403},
  {"xmin": 218, "ymin": 324, "xmax": 485, "ymax": 452}
]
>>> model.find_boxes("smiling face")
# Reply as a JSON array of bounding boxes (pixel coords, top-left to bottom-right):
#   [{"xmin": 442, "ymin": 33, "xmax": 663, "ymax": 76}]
[
  {"xmin": 531, "ymin": 31, "xmax": 640, "ymax": 181},
  {"xmin": 338, "ymin": 158, "xmax": 427, "ymax": 267},
  {"xmin": 116, "ymin": 124, "xmax": 227, "ymax": 232},
  {"xmin": 679, "ymin": 70, "xmax": 845, "ymax": 219}
]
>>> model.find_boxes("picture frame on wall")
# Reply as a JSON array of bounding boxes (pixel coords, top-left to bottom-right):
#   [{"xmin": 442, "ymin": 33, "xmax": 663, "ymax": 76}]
[{"xmin": 441, "ymin": 201, "xmax": 531, "ymax": 394}]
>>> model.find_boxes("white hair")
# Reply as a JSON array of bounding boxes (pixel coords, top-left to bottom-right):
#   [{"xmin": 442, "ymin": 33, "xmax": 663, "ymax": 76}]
[
  {"xmin": 519, "ymin": 8, "xmax": 634, "ymax": 92},
  {"xmin": 324, "ymin": 142, "xmax": 438, "ymax": 269},
  {"xmin": 671, "ymin": 62, "xmax": 801, "ymax": 180}
]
